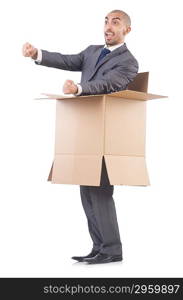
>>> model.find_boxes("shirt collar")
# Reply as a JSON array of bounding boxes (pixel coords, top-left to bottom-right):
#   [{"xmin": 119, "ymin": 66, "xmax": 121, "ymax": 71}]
[{"xmin": 104, "ymin": 42, "xmax": 124, "ymax": 52}]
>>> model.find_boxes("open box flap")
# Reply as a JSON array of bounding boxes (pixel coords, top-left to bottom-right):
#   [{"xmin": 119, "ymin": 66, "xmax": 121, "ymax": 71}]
[
  {"xmin": 36, "ymin": 90, "xmax": 167, "ymax": 101},
  {"xmin": 104, "ymin": 155, "xmax": 150, "ymax": 186},
  {"xmin": 48, "ymin": 154, "xmax": 103, "ymax": 186}
]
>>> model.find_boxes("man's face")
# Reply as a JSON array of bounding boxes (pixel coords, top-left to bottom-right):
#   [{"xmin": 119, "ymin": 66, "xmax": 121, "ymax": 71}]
[{"xmin": 104, "ymin": 12, "xmax": 130, "ymax": 46}]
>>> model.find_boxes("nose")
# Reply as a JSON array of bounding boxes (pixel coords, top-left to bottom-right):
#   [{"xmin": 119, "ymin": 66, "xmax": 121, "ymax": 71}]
[{"xmin": 105, "ymin": 23, "xmax": 112, "ymax": 32}]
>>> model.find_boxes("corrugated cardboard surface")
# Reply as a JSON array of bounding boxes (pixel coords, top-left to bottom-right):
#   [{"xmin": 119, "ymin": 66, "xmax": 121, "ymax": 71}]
[
  {"xmin": 109, "ymin": 90, "xmax": 167, "ymax": 101},
  {"xmin": 49, "ymin": 95, "xmax": 105, "ymax": 186},
  {"xmin": 54, "ymin": 96, "xmax": 104, "ymax": 154},
  {"xmin": 105, "ymin": 97, "xmax": 146, "ymax": 156},
  {"xmin": 48, "ymin": 95, "xmax": 149, "ymax": 186},
  {"xmin": 48, "ymin": 154, "xmax": 150, "ymax": 186},
  {"xmin": 45, "ymin": 72, "xmax": 167, "ymax": 186},
  {"xmin": 104, "ymin": 155, "xmax": 150, "ymax": 186},
  {"xmin": 50, "ymin": 154, "xmax": 103, "ymax": 186},
  {"xmin": 128, "ymin": 72, "xmax": 149, "ymax": 92}
]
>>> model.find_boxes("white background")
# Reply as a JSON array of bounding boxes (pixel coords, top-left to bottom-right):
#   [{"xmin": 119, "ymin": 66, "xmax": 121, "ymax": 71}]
[{"xmin": 0, "ymin": 0, "xmax": 183, "ymax": 277}]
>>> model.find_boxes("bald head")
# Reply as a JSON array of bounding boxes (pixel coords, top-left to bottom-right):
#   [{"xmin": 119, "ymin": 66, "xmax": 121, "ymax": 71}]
[{"xmin": 108, "ymin": 10, "xmax": 131, "ymax": 27}]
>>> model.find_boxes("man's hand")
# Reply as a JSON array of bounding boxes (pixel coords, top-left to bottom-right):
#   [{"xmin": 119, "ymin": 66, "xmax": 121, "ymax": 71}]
[
  {"xmin": 22, "ymin": 42, "xmax": 38, "ymax": 59},
  {"xmin": 63, "ymin": 80, "xmax": 78, "ymax": 94}
]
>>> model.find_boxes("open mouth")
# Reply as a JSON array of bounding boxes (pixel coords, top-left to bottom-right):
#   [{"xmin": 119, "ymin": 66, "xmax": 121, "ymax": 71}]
[{"xmin": 105, "ymin": 32, "xmax": 114, "ymax": 39}]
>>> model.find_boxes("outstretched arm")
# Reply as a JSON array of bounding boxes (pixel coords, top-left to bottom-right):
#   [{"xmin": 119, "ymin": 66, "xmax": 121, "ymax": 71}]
[
  {"xmin": 22, "ymin": 42, "xmax": 89, "ymax": 71},
  {"xmin": 36, "ymin": 49, "xmax": 85, "ymax": 71},
  {"xmin": 22, "ymin": 42, "xmax": 86, "ymax": 94}
]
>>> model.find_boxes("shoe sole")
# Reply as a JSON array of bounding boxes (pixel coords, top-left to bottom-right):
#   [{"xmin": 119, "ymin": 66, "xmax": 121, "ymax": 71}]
[
  {"xmin": 72, "ymin": 258, "xmax": 84, "ymax": 262},
  {"xmin": 72, "ymin": 255, "xmax": 98, "ymax": 262},
  {"xmin": 87, "ymin": 257, "xmax": 123, "ymax": 264}
]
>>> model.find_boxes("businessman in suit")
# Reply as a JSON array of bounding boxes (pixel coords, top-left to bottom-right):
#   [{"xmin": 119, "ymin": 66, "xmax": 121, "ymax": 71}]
[{"xmin": 23, "ymin": 9, "xmax": 138, "ymax": 264}]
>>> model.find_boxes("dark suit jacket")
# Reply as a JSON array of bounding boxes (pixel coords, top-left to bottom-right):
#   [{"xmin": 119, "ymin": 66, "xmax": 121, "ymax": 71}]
[{"xmin": 35, "ymin": 43, "xmax": 139, "ymax": 95}]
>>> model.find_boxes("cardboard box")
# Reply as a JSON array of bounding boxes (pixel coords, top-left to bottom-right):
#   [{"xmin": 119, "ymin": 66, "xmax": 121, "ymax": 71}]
[{"xmin": 37, "ymin": 72, "xmax": 167, "ymax": 186}]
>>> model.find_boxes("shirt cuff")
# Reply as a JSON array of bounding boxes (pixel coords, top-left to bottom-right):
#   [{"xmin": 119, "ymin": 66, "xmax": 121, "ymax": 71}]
[
  {"xmin": 75, "ymin": 84, "xmax": 82, "ymax": 95},
  {"xmin": 32, "ymin": 49, "xmax": 42, "ymax": 63}
]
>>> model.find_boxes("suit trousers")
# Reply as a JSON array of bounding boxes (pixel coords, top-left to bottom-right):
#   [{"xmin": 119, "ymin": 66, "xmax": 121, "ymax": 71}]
[{"xmin": 79, "ymin": 157, "xmax": 122, "ymax": 256}]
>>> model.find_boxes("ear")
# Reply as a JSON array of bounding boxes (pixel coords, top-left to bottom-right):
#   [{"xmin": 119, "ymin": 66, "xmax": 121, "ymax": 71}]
[{"xmin": 126, "ymin": 26, "xmax": 131, "ymax": 34}]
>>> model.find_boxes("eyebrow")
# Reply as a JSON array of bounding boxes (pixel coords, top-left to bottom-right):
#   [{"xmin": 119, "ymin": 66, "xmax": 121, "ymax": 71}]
[{"xmin": 105, "ymin": 17, "xmax": 121, "ymax": 21}]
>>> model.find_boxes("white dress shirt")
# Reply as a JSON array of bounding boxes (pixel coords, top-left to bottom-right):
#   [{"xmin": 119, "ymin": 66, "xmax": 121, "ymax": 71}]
[{"xmin": 34, "ymin": 42, "xmax": 124, "ymax": 95}]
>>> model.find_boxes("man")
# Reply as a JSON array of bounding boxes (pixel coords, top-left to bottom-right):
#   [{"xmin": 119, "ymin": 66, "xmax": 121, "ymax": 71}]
[{"xmin": 22, "ymin": 9, "xmax": 139, "ymax": 264}]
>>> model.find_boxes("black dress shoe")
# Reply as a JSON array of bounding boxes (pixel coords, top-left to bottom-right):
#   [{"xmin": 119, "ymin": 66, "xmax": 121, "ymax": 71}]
[
  {"xmin": 83, "ymin": 252, "xmax": 122, "ymax": 264},
  {"xmin": 71, "ymin": 250, "xmax": 99, "ymax": 262}
]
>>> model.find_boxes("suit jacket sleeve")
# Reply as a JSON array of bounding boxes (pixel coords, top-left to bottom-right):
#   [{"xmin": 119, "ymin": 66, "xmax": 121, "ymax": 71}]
[
  {"xmin": 80, "ymin": 59, "xmax": 139, "ymax": 95},
  {"xmin": 35, "ymin": 46, "xmax": 91, "ymax": 71}
]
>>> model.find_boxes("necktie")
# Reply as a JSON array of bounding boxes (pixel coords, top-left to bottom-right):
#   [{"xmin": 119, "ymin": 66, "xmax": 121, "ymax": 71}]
[{"xmin": 95, "ymin": 48, "xmax": 111, "ymax": 66}]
